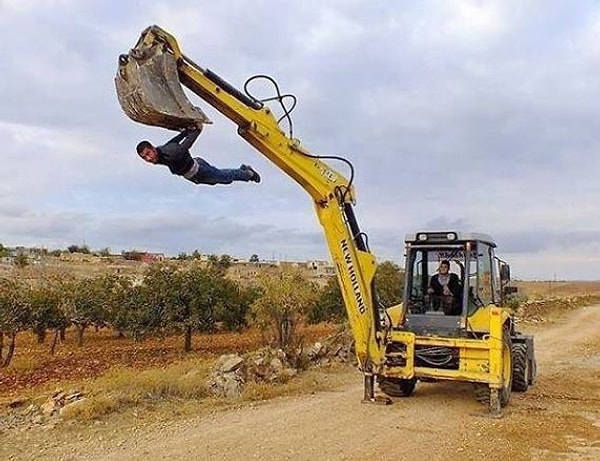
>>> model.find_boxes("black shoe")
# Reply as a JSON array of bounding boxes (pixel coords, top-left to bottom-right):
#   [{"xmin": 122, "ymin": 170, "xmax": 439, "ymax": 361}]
[{"xmin": 240, "ymin": 164, "xmax": 261, "ymax": 183}]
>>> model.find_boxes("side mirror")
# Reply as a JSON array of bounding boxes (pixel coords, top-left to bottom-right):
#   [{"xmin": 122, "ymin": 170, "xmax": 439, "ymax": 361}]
[{"xmin": 500, "ymin": 264, "xmax": 511, "ymax": 281}]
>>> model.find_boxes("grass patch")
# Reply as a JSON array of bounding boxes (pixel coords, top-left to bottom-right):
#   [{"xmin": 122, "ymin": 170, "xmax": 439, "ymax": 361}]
[
  {"xmin": 57, "ymin": 357, "xmax": 355, "ymax": 422},
  {"xmin": 8, "ymin": 354, "xmax": 41, "ymax": 373},
  {"xmin": 60, "ymin": 358, "xmax": 213, "ymax": 421}
]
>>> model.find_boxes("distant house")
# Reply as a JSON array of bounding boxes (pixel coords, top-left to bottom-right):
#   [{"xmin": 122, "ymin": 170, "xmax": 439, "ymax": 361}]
[
  {"xmin": 139, "ymin": 252, "xmax": 165, "ymax": 264},
  {"xmin": 120, "ymin": 250, "xmax": 165, "ymax": 263},
  {"xmin": 307, "ymin": 260, "xmax": 336, "ymax": 278}
]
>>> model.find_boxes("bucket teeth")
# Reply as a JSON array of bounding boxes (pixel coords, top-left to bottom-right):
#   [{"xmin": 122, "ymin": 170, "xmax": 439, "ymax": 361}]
[{"xmin": 115, "ymin": 45, "xmax": 211, "ymax": 131}]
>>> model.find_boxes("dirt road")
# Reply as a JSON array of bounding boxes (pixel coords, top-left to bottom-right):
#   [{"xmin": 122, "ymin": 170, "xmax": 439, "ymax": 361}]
[{"xmin": 4, "ymin": 305, "xmax": 600, "ymax": 461}]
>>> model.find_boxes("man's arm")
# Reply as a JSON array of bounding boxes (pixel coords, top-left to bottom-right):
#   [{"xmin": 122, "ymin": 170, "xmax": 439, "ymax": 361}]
[
  {"xmin": 164, "ymin": 127, "xmax": 201, "ymax": 149},
  {"xmin": 165, "ymin": 129, "xmax": 188, "ymax": 145},
  {"xmin": 449, "ymin": 274, "xmax": 463, "ymax": 296},
  {"xmin": 427, "ymin": 275, "xmax": 438, "ymax": 294},
  {"xmin": 179, "ymin": 128, "xmax": 201, "ymax": 151}
]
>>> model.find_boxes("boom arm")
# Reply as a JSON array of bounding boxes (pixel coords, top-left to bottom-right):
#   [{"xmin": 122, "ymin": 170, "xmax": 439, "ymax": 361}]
[{"xmin": 116, "ymin": 25, "xmax": 387, "ymax": 383}]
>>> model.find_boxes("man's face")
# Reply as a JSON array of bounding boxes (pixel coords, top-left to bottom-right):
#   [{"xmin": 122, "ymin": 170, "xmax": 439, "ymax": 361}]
[
  {"xmin": 439, "ymin": 263, "xmax": 449, "ymax": 274},
  {"xmin": 138, "ymin": 146, "xmax": 158, "ymax": 164}
]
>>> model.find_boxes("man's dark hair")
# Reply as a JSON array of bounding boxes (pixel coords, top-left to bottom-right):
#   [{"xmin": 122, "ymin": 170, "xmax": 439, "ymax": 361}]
[
  {"xmin": 136, "ymin": 140, "xmax": 153, "ymax": 154},
  {"xmin": 440, "ymin": 259, "xmax": 450, "ymax": 267}
]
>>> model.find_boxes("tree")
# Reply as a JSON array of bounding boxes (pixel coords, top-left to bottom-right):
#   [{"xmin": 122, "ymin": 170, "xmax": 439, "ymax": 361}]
[
  {"xmin": 177, "ymin": 264, "xmax": 214, "ymax": 350},
  {"xmin": 94, "ymin": 274, "xmax": 136, "ymax": 339},
  {"xmin": 67, "ymin": 244, "xmax": 90, "ymax": 254},
  {"xmin": 207, "ymin": 254, "xmax": 232, "ymax": 275},
  {"xmin": 375, "ymin": 261, "xmax": 404, "ymax": 308},
  {"xmin": 29, "ymin": 281, "xmax": 66, "ymax": 349},
  {"xmin": 97, "ymin": 247, "xmax": 111, "ymax": 257},
  {"xmin": 250, "ymin": 268, "xmax": 318, "ymax": 354},
  {"xmin": 0, "ymin": 243, "xmax": 8, "ymax": 258},
  {"xmin": 110, "ymin": 280, "xmax": 161, "ymax": 341},
  {"xmin": 143, "ymin": 262, "xmax": 218, "ymax": 351},
  {"xmin": 215, "ymin": 281, "xmax": 258, "ymax": 331},
  {"xmin": 0, "ymin": 279, "xmax": 31, "ymax": 367},
  {"xmin": 311, "ymin": 276, "xmax": 345, "ymax": 323},
  {"xmin": 60, "ymin": 276, "xmax": 109, "ymax": 346},
  {"xmin": 249, "ymin": 254, "xmax": 259, "ymax": 263},
  {"xmin": 13, "ymin": 252, "xmax": 29, "ymax": 269}
]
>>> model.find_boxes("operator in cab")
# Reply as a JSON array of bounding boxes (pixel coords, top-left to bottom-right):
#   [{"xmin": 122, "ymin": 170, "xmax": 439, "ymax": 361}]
[
  {"xmin": 427, "ymin": 259, "xmax": 463, "ymax": 315},
  {"xmin": 136, "ymin": 126, "xmax": 261, "ymax": 186}
]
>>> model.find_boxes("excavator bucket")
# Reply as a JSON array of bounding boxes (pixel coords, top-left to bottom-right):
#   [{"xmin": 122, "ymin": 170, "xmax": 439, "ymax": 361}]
[{"xmin": 115, "ymin": 45, "xmax": 211, "ymax": 131}]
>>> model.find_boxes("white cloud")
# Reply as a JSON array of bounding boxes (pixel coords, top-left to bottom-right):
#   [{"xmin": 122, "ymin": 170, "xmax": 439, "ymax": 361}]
[
  {"xmin": 0, "ymin": 0, "xmax": 75, "ymax": 13},
  {"xmin": 301, "ymin": 7, "xmax": 365, "ymax": 53},
  {"xmin": 1, "ymin": 122, "xmax": 95, "ymax": 156},
  {"xmin": 410, "ymin": 0, "xmax": 512, "ymax": 46},
  {"xmin": 569, "ymin": 6, "xmax": 600, "ymax": 54}
]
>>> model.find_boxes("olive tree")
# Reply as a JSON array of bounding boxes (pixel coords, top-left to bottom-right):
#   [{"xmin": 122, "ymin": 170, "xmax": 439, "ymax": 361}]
[
  {"xmin": 60, "ymin": 276, "xmax": 110, "ymax": 346},
  {"xmin": 143, "ymin": 262, "xmax": 222, "ymax": 352},
  {"xmin": 113, "ymin": 282, "xmax": 161, "ymax": 341},
  {"xmin": 29, "ymin": 280, "xmax": 68, "ymax": 353},
  {"xmin": 250, "ymin": 268, "xmax": 318, "ymax": 353},
  {"xmin": 0, "ymin": 279, "xmax": 31, "ymax": 367},
  {"xmin": 310, "ymin": 275, "xmax": 345, "ymax": 323},
  {"xmin": 375, "ymin": 261, "xmax": 404, "ymax": 308},
  {"xmin": 214, "ymin": 279, "xmax": 258, "ymax": 331}
]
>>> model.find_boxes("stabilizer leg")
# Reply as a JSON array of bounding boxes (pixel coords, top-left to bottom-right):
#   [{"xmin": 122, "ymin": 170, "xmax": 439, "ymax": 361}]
[{"xmin": 361, "ymin": 374, "xmax": 391, "ymax": 405}]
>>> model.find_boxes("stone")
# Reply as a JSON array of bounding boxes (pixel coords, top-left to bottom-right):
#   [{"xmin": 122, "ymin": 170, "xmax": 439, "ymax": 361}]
[
  {"xmin": 59, "ymin": 398, "xmax": 88, "ymax": 417},
  {"xmin": 219, "ymin": 354, "xmax": 245, "ymax": 373},
  {"xmin": 40, "ymin": 399, "xmax": 59, "ymax": 416}
]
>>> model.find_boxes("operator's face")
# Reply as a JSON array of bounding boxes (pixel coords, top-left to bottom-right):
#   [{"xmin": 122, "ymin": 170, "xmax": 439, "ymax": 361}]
[
  {"xmin": 439, "ymin": 264, "xmax": 449, "ymax": 274},
  {"xmin": 138, "ymin": 146, "xmax": 158, "ymax": 164}
]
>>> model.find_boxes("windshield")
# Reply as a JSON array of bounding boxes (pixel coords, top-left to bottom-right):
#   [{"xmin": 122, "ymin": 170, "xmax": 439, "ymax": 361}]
[{"xmin": 405, "ymin": 246, "xmax": 468, "ymax": 316}]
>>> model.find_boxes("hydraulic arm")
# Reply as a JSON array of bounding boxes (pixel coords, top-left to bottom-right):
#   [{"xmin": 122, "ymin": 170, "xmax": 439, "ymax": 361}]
[{"xmin": 116, "ymin": 25, "xmax": 387, "ymax": 398}]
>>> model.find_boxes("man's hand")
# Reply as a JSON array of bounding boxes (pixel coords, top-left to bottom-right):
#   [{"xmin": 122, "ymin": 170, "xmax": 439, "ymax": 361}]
[
  {"xmin": 178, "ymin": 123, "xmax": 203, "ymax": 133},
  {"xmin": 187, "ymin": 122, "xmax": 203, "ymax": 131}
]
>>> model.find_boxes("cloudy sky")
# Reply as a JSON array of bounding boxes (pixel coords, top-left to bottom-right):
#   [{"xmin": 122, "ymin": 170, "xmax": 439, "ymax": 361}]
[{"xmin": 1, "ymin": 0, "xmax": 599, "ymax": 280}]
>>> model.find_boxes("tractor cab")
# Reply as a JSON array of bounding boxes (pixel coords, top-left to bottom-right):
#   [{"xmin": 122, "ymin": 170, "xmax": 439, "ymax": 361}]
[{"xmin": 401, "ymin": 231, "xmax": 513, "ymax": 336}]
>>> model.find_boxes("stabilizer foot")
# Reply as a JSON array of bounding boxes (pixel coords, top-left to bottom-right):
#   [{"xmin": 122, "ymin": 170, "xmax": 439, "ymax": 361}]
[
  {"xmin": 362, "ymin": 373, "xmax": 392, "ymax": 405},
  {"xmin": 362, "ymin": 395, "xmax": 392, "ymax": 405}
]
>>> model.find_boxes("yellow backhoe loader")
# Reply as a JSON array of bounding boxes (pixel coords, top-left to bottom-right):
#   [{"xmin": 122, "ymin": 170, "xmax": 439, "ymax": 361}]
[{"xmin": 115, "ymin": 25, "xmax": 536, "ymax": 414}]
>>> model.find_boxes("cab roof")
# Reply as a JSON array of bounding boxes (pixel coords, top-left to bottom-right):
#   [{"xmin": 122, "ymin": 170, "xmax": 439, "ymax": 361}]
[{"xmin": 404, "ymin": 230, "xmax": 497, "ymax": 247}]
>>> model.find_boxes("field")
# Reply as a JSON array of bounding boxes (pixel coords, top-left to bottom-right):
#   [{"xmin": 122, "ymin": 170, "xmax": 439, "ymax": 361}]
[
  {"xmin": 514, "ymin": 280, "xmax": 600, "ymax": 299},
  {"xmin": 0, "ymin": 323, "xmax": 337, "ymax": 401}
]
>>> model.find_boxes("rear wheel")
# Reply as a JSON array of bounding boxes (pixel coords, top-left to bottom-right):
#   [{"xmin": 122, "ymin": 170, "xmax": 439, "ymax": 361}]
[
  {"xmin": 528, "ymin": 356, "xmax": 537, "ymax": 385},
  {"xmin": 378, "ymin": 377, "xmax": 417, "ymax": 397},
  {"xmin": 511, "ymin": 343, "xmax": 529, "ymax": 392}
]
